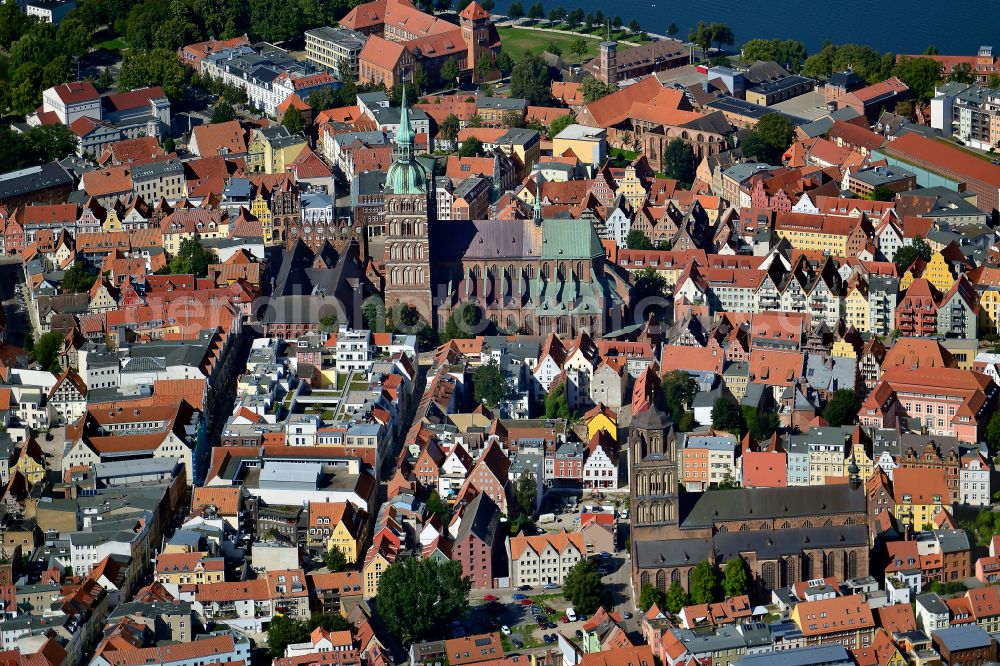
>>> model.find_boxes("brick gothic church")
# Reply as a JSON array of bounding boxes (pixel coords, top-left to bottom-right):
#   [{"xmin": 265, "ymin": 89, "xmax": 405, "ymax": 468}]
[
  {"xmin": 383, "ymin": 93, "xmax": 630, "ymax": 336},
  {"xmin": 629, "ymin": 405, "xmax": 870, "ymax": 598}
]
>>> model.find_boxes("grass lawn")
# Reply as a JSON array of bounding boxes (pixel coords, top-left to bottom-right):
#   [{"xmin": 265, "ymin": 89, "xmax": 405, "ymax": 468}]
[
  {"xmin": 95, "ymin": 37, "xmax": 127, "ymax": 51},
  {"xmin": 497, "ymin": 27, "xmax": 601, "ymax": 64}
]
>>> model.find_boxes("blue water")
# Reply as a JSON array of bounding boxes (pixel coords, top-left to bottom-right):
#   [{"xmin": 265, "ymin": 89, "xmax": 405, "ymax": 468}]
[{"xmin": 497, "ymin": 0, "xmax": 999, "ymax": 56}]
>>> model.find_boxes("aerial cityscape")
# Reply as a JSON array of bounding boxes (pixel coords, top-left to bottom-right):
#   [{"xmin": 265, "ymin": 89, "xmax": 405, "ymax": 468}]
[{"xmin": 1, "ymin": 1, "xmax": 1000, "ymax": 666}]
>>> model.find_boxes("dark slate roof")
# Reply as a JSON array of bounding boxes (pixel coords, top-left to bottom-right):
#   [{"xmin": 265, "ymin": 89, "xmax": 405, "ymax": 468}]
[
  {"xmin": 456, "ymin": 492, "xmax": 501, "ymax": 546},
  {"xmin": 634, "ymin": 537, "xmax": 713, "ymax": 568},
  {"xmin": 933, "ymin": 624, "xmax": 991, "ymax": 651},
  {"xmin": 631, "ymin": 405, "xmax": 673, "ymax": 431},
  {"xmin": 681, "ymin": 484, "xmax": 866, "ymax": 528},
  {"xmin": 827, "ymin": 71, "xmax": 865, "ymax": 90},
  {"xmin": 714, "ymin": 525, "xmax": 868, "ymax": 560},
  {"xmin": 0, "ymin": 162, "xmax": 73, "ymax": 201},
  {"xmin": 429, "ymin": 218, "xmax": 537, "ymax": 261}
]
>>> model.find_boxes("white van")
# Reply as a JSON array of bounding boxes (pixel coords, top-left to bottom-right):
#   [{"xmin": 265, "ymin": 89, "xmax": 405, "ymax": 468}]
[{"xmin": 566, "ymin": 607, "xmax": 577, "ymax": 622}]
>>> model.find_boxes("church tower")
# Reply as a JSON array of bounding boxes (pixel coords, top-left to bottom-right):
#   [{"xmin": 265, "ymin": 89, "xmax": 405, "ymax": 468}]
[
  {"xmin": 460, "ymin": 1, "xmax": 493, "ymax": 72},
  {"xmin": 383, "ymin": 89, "xmax": 434, "ymax": 323},
  {"xmin": 629, "ymin": 405, "xmax": 679, "ymax": 540}
]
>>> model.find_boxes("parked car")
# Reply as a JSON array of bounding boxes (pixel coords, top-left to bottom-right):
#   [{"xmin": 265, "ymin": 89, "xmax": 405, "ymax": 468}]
[
  {"xmin": 623, "ymin": 611, "xmax": 632, "ymax": 619},
  {"xmin": 518, "ymin": 585, "xmax": 531, "ymax": 591},
  {"xmin": 521, "ymin": 599, "xmax": 533, "ymax": 606},
  {"xmin": 599, "ymin": 551, "xmax": 611, "ymax": 559},
  {"xmin": 512, "ymin": 640, "xmax": 523, "ymax": 649},
  {"xmin": 575, "ymin": 630, "xmax": 584, "ymax": 638},
  {"xmin": 543, "ymin": 635, "xmax": 555, "ymax": 644},
  {"xmin": 561, "ymin": 615, "xmax": 569, "ymax": 623},
  {"xmin": 513, "ymin": 593, "xmax": 527, "ymax": 600},
  {"xmin": 543, "ymin": 583, "xmax": 560, "ymax": 590},
  {"xmin": 484, "ymin": 594, "xmax": 498, "ymax": 602},
  {"xmin": 502, "ymin": 625, "xmax": 512, "ymax": 635}
]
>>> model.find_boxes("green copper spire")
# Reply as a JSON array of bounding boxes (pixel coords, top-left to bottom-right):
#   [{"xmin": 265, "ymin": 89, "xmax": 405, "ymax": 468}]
[
  {"xmin": 395, "ymin": 85, "xmax": 413, "ymax": 156},
  {"xmin": 533, "ymin": 171, "xmax": 542, "ymax": 226},
  {"xmin": 386, "ymin": 85, "xmax": 428, "ymax": 195}
]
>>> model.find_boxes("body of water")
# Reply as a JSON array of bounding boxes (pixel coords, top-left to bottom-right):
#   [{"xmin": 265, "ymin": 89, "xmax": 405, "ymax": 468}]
[{"xmin": 498, "ymin": 0, "xmax": 997, "ymax": 57}]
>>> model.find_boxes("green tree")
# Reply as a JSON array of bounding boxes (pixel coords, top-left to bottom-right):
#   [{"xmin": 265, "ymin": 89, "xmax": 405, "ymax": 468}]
[
  {"xmin": 319, "ymin": 314, "xmax": 338, "ymax": 332},
  {"xmin": 509, "ymin": 53, "xmax": 551, "ymax": 105},
  {"xmin": 822, "ymin": 389, "xmax": 861, "ymax": 427},
  {"xmin": 721, "ymin": 558, "xmax": 749, "ymax": 598},
  {"xmin": 924, "ymin": 45, "xmax": 938, "ymax": 55},
  {"xmin": 687, "ymin": 21, "xmax": 713, "ymax": 57},
  {"xmin": 988, "ymin": 74, "xmax": 1000, "ymax": 89},
  {"xmin": 740, "ymin": 112, "xmax": 794, "ymax": 164},
  {"xmin": 564, "ymin": 558, "xmax": 602, "ymax": 615},
  {"xmin": 868, "ymin": 184, "xmax": 896, "ymax": 201},
  {"xmin": 168, "ymin": 235, "xmax": 215, "ymax": 277},
  {"xmin": 545, "ymin": 41, "xmax": 561, "ymax": 57},
  {"xmin": 496, "ymin": 50, "xmax": 515, "ymax": 75},
  {"xmin": 282, "ymin": 105, "xmax": 305, "ymax": 135},
  {"xmin": 802, "ymin": 43, "xmax": 894, "ymax": 83},
  {"xmin": 664, "ymin": 581, "xmax": 689, "ymax": 613},
  {"xmin": 543, "ymin": 382, "xmax": 571, "ymax": 419},
  {"xmin": 527, "ymin": 1, "xmax": 543, "ymax": 19},
  {"xmin": 375, "ymin": 558, "xmax": 471, "ymax": 645},
  {"xmin": 663, "ymin": 370, "xmax": 697, "ymax": 424},
  {"xmin": 502, "ymin": 109, "xmax": 524, "ymax": 128},
  {"xmin": 323, "ymin": 546, "xmax": 348, "ymax": 572},
  {"xmin": 97, "ymin": 67, "xmax": 115, "ymax": 92},
  {"xmin": 708, "ymin": 22, "xmax": 733, "ymax": 53},
  {"xmin": 892, "ymin": 56, "xmax": 943, "ymax": 103},
  {"xmin": 514, "ymin": 473, "xmax": 537, "ymax": 514},
  {"xmin": 507, "ymin": 1, "xmax": 523, "ymax": 18},
  {"xmin": 473, "ymin": 359, "xmax": 511, "ymax": 409},
  {"xmin": 893, "ymin": 235, "xmax": 931, "ymax": 272},
  {"xmin": 565, "ymin": 8, "xmax": 583, "ymax": 26},
  {"xmin": 548, "ymin": 7, "xmax": 564, "ymax": 22},
  {"xmin": 362, "ymin": 297, "xmax": 384, "ymax": 332},
  {"xmin": 32, "ymin": 331, "xmax": 63, "ymax": 373},
  {"xmin": 626, "ymin": 230, "xmax": 654, "ymax": 250},
  {"xmin": 948, "ymin": 62, "xmax": 975, "ymax": 84},
  {"xmin": 988, "ymin": 411, "xmax": 1000, "ymax": 455},
  {"xmin": 632, "ymin": 265, "xmax": 669, "ymax": 319},
  {"xmin": 895, "ymin": 100, "xmax": 915, "ymax": 121},
  {"xmin": 118, "ymin": 48, "xmax": 189, "ymax": 100},
  {"xmin": 22, "ymin": 125, "xmax": 77, "ymax": 164},
  {"xmin": 211, "ymin": 100, "xmax": 237, "ymax": 124},
  {"xmin": 580, "ymin": 75, "xmax": 617, "ymax": 102},
  {"xmin": 308, "ymin": 613, "xmax": 350, "ymax": 632},
  {"xmin": 711, "ymin": 396, "xmax": 744, "ymax": 434},
  {"xmin": 459, "ymin": 137, "xmax": 484, "ymax": 157},
  {"xmin": 0, "ymin": 0, "xmax": 30, "ymax": 50},
  {"xmin": 426, "ymin": 490, "xmax": 451, "ymax": 523},
  {"xmin": 638, "ymin": 583, "xmax": 664, "ymax": 612},
  {"xmin": 660, "ymin": 138, "xmax": 695, "ymax": 183},
  {"xmin": 267, "ymin": 614, "xmax": 309, "ymax": 657},
  {"xmin": 549, "ymin": 113, "xmax": 574, "ymax": 137},
  {"xmin": 62, "ymin": 262, "xmax": 96, "ymax": 294},
  {"xmin": 412, "ymin": 61, "xmax": 430, "ymax": 93},
  {"xmin": 666, "ymin": 22, "xmax": 678, "ymax": 36},
  {"xmin": 740, "ymin": 38, "xmax": 807, "ymax": 72},
  {"xmin": 742, "ymin": 406, "xmax": 779, "ymax": 441},
  {"xmin": 440, "ymin": 57, "xmax": 460, "ymax": 83},
  {"xmin": 570, "ymin": 36, "xmax": 588, "ymax": 58},
  {"xmin": 439, "ymin": 113, "xmax": 460, "ymax": 143},
  {"xmin": 689, "ymin": 561, "xmax": 719, "ymax": 604}
]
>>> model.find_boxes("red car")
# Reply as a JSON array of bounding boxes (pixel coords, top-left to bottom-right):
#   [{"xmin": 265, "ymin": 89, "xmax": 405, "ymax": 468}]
[
  {"xmin": 521, "ymin": 599, "xmax": 533, "ymax": 606},
  {"xmin": 484, "ymin": 595, "xmax": 498, "ymax": 602},
  {"xmin": 560, "ymin": 615, "xmax": 569, "ymax": 623}
]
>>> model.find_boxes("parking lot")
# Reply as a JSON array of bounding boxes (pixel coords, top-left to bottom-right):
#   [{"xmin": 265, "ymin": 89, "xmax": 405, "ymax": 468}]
[{"xmin": 467, "ymin": 588, "xmax": 595, "ymax": 652}]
